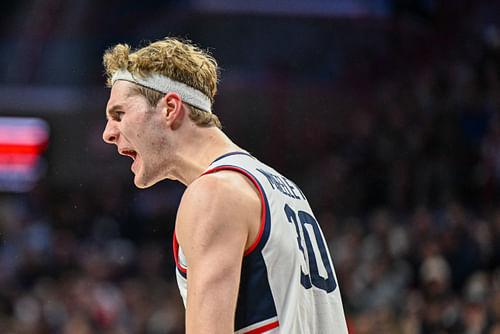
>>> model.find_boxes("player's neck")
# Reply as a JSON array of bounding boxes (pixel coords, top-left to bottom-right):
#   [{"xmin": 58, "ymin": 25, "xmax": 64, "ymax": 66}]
[{"xmin": 172, "ymin": 126, "xmax": 242, "ymax": 186}]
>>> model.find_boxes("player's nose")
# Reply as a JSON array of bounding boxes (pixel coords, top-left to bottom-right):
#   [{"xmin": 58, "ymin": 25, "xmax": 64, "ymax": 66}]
[{"xmin": 102, "ymin": 120, "xmax": 119, "ymax": 144}]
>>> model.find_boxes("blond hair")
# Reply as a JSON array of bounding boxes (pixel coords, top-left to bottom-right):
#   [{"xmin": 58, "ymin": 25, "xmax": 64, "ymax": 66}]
[{"xmin": 103, "ymin": 37, "xmax": 221, "ymax": 128}]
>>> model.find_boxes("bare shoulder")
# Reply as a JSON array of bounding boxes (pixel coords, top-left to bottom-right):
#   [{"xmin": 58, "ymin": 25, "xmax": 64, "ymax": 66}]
[
  {"xmin": 176, "ymin": 170, "xmax": 261, "ymax": 252},
  {"xmin": 185, "ymin": 170, "xmax": 260, "ymax": 204}
]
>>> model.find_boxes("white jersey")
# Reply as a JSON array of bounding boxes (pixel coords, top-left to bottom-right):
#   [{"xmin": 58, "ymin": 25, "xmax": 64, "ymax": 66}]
[{"xmin": 173, "ymin": 152, "xmax": 348, "ymax": 334}]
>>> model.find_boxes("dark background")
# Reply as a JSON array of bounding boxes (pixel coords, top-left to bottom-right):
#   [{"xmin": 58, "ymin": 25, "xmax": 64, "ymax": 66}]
[{"xmin": 0, "ymin": 0, "xmax": 499, "ymax": 333}]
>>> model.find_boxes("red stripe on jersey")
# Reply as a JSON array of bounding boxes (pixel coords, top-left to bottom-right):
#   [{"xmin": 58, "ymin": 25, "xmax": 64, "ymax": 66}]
[
  {"xmin": 243, "ymin": 320, "xmax": 279, "ymax": 334},
  {"xmin": 200, "ymin": 166, "xmax": 266, "ymax": 257},
  {"xmin": 172, "ymin": 229, "xmax": 187, "ymax": 274}
]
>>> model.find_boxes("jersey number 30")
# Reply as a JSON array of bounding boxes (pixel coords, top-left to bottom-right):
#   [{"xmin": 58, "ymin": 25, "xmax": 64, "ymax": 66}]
[{"xmin": 284, "ymin": 204, "xmax": 337, "ymax": 293}]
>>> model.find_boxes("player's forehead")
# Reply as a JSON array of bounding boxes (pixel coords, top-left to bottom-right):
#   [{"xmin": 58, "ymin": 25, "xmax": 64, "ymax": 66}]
[{"xmin": 106, "ymin": 80, "xmax": 138, "ymax": 112}]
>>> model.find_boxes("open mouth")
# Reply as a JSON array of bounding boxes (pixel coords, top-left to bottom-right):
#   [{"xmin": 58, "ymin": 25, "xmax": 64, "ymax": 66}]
[{"xmin": 121, "ymin": 150, "xmax": 137, "ymax": 160}]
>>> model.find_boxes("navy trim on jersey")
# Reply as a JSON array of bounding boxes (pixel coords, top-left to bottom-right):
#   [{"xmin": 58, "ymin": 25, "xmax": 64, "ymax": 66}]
[
  {"xmin": 210, "ymin": 151, "xmax": 251, "ymax": 165},
  {"xmin": 236, "ymin": 250, "xmax": 278, "ymax": 331},
  {"xmin": 176, "ymin": 265, "xmax": 187, "ymax": 279},
  {"xmin": 173, "ymin": 230, "xmax": 187, "ymax": 279}
]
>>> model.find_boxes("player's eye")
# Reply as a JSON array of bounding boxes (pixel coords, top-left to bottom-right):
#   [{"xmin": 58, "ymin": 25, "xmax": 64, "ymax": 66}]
[{"xmin": 114, "ymin": 111, "xmax": 125, "ymax": 120}]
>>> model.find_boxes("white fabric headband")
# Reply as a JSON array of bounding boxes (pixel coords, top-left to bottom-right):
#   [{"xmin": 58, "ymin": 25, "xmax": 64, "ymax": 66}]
[{"xmin": 111, "ymin": 69, "xmax": 212, "ymax": 113}]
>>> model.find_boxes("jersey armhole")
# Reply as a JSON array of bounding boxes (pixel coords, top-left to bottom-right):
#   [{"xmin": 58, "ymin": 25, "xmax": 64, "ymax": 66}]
[
  {"xmin": 173, "ymin": 229, "xmax": 187, "ymax": 277},
  {"xmin": 200, "ymin": 166, "xmax": 269, "ymax": 257}
]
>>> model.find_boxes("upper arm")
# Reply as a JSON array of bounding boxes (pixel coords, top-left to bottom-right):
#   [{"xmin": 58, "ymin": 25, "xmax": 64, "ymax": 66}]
[{"xmin": 176, "ymin": 170, "xmax": 261, "ymax": 334}]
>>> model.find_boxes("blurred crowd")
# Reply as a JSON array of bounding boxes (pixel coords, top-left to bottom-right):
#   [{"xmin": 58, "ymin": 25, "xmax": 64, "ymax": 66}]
[
  {"xmin": 330, "ymin": 205, "xmax": 500, "ymax": 334},
  {"xmin": 0, "ymin": 182, "xmax": 186, "ymax": 334},
  {"xmin": 2, "ymin": 197, "xmax": 500, "ymax": 333},
  {"xmin": 1, "ymin": 1, "xmax": 500, "ymax": 334}
]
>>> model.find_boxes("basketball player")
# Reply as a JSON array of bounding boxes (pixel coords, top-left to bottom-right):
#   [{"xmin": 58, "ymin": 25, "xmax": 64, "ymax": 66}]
[{"xmin": 102, "ymin": 37, "xmax": 348, "ymax": 333}]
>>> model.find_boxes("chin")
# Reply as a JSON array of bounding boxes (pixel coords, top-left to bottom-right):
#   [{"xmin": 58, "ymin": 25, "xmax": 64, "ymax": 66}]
[
  {"xmin": 133, "ymin": 176, "xmax": 151, "ymax": 189},
  {"xmin": 134, "ymin": 175, "xmax": 162, "ymax": 189},
  {"xmin": 134, "ymin": 182, "xmax": 151, "ymax": 189}
]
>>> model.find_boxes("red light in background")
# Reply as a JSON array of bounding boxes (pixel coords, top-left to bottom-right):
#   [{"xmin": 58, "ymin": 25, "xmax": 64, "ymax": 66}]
[{"xmin": 0, "ymin": 117, "xmax": 49, "ymax": 192}]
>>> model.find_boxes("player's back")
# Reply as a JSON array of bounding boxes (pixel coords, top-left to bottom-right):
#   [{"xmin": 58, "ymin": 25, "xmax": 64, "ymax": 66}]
[{"xmin": 174, "ymin": 152, "xmax": 348, "ymax": 333}]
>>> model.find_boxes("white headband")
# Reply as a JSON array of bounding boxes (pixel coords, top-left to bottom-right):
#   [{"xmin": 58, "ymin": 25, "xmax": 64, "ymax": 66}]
[{"xmin": 111, "ymin": 69, "xmax": 212, "ymax": 113}]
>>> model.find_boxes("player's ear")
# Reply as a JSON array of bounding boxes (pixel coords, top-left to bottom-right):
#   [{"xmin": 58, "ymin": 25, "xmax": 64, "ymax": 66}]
[{"xmin": 163, "ymin": 92, "xmax": 184, "ymax": 129}]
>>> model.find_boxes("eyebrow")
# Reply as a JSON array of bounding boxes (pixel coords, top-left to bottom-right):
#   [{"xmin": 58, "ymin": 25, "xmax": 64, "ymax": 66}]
[{"xmin": 106, "ymin": 105, "xmax": 124, "ymax": 120}]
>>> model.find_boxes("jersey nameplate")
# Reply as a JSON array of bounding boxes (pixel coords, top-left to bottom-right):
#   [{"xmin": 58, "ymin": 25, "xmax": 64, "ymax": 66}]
[{"xmin": 256, "ymin": 168, "xmax": 305, "ymax": 200}]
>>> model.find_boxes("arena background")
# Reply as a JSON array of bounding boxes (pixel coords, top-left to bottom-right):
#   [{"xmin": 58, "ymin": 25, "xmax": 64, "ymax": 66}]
[{"xmin": 0, "ymin": 1, "xmax": 499, "ymax": 333}]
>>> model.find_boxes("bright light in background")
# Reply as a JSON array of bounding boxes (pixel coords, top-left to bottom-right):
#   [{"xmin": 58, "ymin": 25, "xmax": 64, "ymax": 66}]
[{"xmin": 0, "ymin": 117, "xmax": 49, "ymax": 192}]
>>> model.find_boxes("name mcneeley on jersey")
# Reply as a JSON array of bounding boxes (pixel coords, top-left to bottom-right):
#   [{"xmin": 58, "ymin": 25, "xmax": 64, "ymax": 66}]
[
  {"xmin": 174, "ymin": 152, "xmax": 349, "ymax": 333},
  {"xmin": 256, "ymin": 168, "xmax": 306, "ymax": 201}
]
